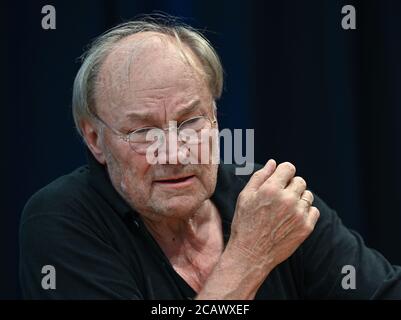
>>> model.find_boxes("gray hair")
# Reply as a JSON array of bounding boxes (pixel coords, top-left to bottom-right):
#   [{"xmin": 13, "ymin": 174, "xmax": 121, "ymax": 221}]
[{"xmin": 72, "ymin": 15, "xmax": 224, "ymax": 137}]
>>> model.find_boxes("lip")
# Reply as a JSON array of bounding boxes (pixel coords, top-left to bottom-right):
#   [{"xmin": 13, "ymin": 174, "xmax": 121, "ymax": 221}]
[{"xmin": 153, "ymin": 175, "xmax": 196, "ymax": 188}]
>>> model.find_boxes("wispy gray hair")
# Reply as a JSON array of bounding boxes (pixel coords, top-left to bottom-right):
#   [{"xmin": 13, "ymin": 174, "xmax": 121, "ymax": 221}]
[{"xmin": 72, "ymin": 14, "xmax": 224, "ymax": 137}]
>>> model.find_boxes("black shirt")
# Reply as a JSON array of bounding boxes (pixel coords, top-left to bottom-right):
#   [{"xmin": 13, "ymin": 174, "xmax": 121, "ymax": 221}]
[{"xmin": 20, "ymin": 151, "xmax": 401, "ymax": 299}]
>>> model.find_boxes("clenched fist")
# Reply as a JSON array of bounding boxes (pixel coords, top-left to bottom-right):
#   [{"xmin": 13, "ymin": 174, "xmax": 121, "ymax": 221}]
[{"xmin": 227, "ymin": 159, "xmax": 320, "ymax": 273}]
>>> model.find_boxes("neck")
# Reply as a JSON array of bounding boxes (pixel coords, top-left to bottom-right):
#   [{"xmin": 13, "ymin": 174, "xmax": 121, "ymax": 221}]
[
  {"xmin": 142, "ymin": 199, "xmax": 219, "ymax": 253},
  {"xmin": 143, "ymin": 199, "xmax": 224, "ymax": 293}
]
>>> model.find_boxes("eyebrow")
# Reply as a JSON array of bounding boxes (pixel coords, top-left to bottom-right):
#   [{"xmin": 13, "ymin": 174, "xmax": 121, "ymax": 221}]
[{"xmin": 124, "ymin": 99, "xmax": 201, "ymax": 121}]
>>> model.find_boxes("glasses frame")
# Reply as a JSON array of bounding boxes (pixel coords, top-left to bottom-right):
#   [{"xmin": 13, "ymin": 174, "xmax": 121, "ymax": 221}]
[{"xmin": 91, "ymin": 112, "xmax": 217, "ymax": 154}]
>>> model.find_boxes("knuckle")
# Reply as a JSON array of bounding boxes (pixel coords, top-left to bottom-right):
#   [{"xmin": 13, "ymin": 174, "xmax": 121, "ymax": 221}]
[
  {"xmin": 252, "ymin": 170, "xmax": 263, "ymax": 179},
  {"xmin": 237, "ymin": 191, "xmax": 247, "ymax": 202},
  {"xmin": 311, "ymin": 206, "xmax": 320, "ymax": 219},
  {"xmin": 303, "ymin": 223, "xmax": 314, "ymax": 235},
  {"xmin": 309, "ymin": 205, "xmax": 317, "ymax": 214},
  {"xmin": 281, "ymin": 161, "xmax": 296, "ymax": 174},
  {"xmin": 237, "ymin": 191, "xmax": 246, "ymax": 204},
  {"xmin": 296, "ymin": 205, "xmax": 306, "ymax": 215},
  {"xmin": 294, "ymin": 176, "xmax": 307, "ymax": 188},
  {"xmin": 295, "ymin": 207, "xmax": 306, "ymax": 220},
  {"xmin": 261, "ymin": 182, "xmax": 279, "ymax": 197},
  {"xmin": 304, "ymin": 190, "xmax": 314, "ymax": 203},
  {"xmin": 281, "ymin": 193, "xmax": 297, "ymax": 208}
]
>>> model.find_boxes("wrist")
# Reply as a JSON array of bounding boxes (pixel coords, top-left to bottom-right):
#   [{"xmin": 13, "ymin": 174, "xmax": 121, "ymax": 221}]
[
  {"xmin": 224, "ymin": 240, "xmax": 274, "ymax": 278},
  {"xmin": 218, "ymin": 243, "xmax": 273, "ymax": 297}
]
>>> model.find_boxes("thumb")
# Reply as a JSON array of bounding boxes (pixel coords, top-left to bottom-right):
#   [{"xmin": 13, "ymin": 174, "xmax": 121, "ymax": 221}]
[{"xmin": 246, "ymin": 159, "xmax": 277, "ymax": 191}]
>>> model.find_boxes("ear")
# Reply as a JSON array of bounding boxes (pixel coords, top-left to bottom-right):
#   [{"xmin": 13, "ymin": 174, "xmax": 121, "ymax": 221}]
[{"xmin": 81, "ymin": 119, "xmax": 106, "ymax": 164}]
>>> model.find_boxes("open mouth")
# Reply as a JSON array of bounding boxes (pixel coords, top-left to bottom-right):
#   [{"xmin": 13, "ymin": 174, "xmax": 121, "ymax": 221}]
[{"xmin": 154, "ymin": 175, "xmax": 195, "ymax": 187}]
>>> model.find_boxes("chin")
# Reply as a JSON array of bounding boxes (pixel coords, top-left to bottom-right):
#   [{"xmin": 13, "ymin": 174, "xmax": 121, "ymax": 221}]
[{"xmin": 149, "ymin": 194, "xmax": 204, "ymax": 219}]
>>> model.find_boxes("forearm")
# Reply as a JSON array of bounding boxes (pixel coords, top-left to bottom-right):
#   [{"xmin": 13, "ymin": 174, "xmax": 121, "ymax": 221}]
[{"xmin": 196, "ymin": 243, "xmax": 272, "ymax": 300}]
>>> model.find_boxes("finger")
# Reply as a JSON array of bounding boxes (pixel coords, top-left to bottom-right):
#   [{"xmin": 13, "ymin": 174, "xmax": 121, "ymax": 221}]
[
  {"xmin": 306, "ymin": 206, "xmax": 320, "ymax": 229},
  {"xmin": 299, "ymin": 190, "xmax": 314, "ymax": 207},
  {"xmin": 287, "ymin": 176, "xmax": 307, "ymax": 196},
  {"xmin": 266, "ymin": 162, "xmax": 296, "ymax": 189},
  {"xmin": 246, "ymin": 159, "xmax": 277, "ymax": 191}
]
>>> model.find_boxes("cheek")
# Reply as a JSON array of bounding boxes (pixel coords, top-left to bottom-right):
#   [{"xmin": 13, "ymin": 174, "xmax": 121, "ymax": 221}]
[
  {"xmin": 197, "ymin": 164, "xmax": 218, "ymax": 194},
  {"xmin": 105, "ymin": 143, "xmax": 151, "ymax": 197},
  {"xmin": 120, "ymin": 156, "xmax": 152, "ymax": 193}
]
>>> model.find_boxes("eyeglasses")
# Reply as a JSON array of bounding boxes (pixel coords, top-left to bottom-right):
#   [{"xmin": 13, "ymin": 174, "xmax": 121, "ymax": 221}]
[{"xmin": 92, "ymin": 113, "xmax": 217, "ymax": 155}]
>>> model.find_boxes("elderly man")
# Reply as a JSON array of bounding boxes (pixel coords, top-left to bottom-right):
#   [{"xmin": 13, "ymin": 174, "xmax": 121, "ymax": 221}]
[{"xmin": 20, "ymin": 17, "xmax": 401, "ymax": 299}]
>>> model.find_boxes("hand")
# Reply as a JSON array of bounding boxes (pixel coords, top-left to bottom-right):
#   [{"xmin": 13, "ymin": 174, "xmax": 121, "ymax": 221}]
[{"xmin": 227, "ymin": 159, "xmax": 320, "ymax": 275}]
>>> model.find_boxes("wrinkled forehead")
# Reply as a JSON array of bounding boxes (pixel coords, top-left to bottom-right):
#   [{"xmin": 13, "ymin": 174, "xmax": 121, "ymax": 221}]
[{"xmin": 94, "ymin": 32, "xmax": 209, "ymax": 114}]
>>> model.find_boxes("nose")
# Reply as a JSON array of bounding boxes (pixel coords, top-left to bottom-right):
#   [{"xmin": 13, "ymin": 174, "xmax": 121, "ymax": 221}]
[{"xmin": 155, "ymin": 126, "xmax": 189, "ymax": 164}]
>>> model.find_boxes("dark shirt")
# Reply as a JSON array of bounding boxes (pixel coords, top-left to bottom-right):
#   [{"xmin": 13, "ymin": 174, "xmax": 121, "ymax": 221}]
[{"xmin": 20, "ymin": 150, "xmax": 401, "ymax": 299}]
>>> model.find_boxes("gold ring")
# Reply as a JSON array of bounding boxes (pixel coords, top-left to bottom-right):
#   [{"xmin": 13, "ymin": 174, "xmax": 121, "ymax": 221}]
[{"xmin": 301, "ymin": 197, "xmax": 312, "ymax": 206}]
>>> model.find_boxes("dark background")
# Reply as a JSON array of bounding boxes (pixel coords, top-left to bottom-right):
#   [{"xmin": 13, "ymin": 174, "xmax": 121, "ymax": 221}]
[{"xmin": 1, "ymin": 0, "xmax": 400, "ymax": 299}]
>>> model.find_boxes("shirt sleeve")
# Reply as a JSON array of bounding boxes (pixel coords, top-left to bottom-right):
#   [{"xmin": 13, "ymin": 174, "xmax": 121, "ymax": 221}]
[
  {"xmin": 19, "ymin": 213, "xmax": 144, "ymax": 299},
  {"xmin": 301, "ymin": 194, "xmax": 401, "ymax": 299}
]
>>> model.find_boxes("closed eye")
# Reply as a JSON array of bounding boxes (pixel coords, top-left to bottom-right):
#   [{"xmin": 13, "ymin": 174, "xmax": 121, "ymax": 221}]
[{"xmin": 129, "ymin": 127, "xmax": 157, "ymax": 135}]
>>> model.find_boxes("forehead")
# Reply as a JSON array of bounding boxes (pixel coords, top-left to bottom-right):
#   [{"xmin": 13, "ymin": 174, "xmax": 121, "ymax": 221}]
[{"xmin": 94, "ymin": 32, "xmax": 211, "ymax": 119}]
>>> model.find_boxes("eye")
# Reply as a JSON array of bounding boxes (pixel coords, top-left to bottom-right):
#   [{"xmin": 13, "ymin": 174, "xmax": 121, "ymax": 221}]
[
  {"xmin": 132, "ymin": 127, "xmax": 153, "ymax": 135},
  {"xmin": 129, "ymin": 127, "xmax": 159, "ymax": 143},
  {"xmin": 179, "ymin": 116, "xmax": 206, "ymax": 131}
]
